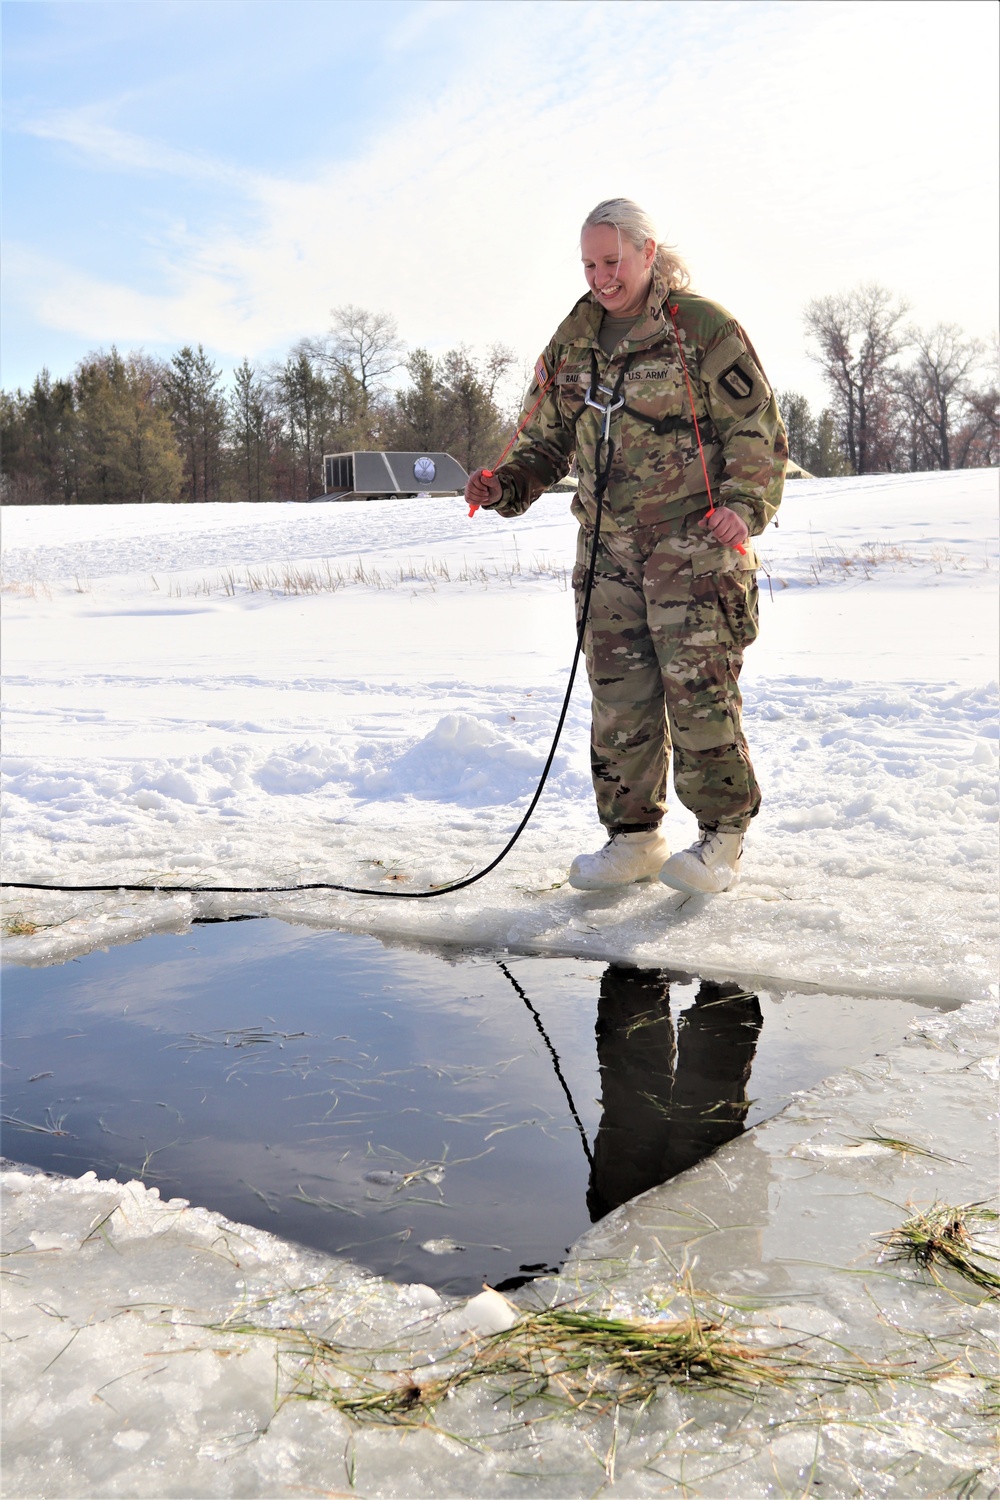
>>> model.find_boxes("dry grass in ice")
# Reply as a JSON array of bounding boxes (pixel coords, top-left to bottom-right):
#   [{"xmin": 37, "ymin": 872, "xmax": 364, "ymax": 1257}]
[
  {"xmin": 2, "ymin": 913, "xmax": 43, "ymax": 937},
  {"xmin": 211, "ymin": 1303, "xmax": 790, "ymax": 1428},
  {"xmin": 875, "ymin": 1202, "xmax": 1000, "ymax": 1296}
]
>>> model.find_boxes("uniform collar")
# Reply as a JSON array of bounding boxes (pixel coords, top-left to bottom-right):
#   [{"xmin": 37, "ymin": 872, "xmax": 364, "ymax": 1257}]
[
  {"xmin": 623, "ymin": 269, "xmax": 671, "ymax": 346},
  {"xmin": 556, "ymin": 269, "xmax": 673, "ymax": 349}
]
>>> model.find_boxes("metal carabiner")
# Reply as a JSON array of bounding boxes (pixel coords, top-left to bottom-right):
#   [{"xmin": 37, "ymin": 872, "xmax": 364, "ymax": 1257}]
[{"xmin": 584, "ymin": 383, "xmax": 626, "ymax": 441}]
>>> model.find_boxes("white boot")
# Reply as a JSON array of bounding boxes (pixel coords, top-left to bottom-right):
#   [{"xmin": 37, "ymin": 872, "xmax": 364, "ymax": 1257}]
[
  {"xmin": 568, "ymin": 828, "xmax": 670, "ymax": 891},
  {"xmin": 658, "ymin": 827, "xmax": 744, "ymax": 895}
]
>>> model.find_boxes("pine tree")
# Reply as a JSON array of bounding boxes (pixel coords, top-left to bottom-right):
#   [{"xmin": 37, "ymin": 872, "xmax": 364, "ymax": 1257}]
[
  {"xmin": 0, "ymin": 373, "xmax": 80, "ymax": 502},
  {"xmin": 810, "ymin": 409, "xmax": 852, "ymax": 477},
  {"xmin": 776, "ymin": 390, "xmax": 851, "ymax": 477},
  {"xmin": 776, "ymin": 390, "xmax": 816, "ymax": 470},
  {"xmin": 228, "ymin": 359, "xmax": 270, "ymax": 502},
  {"xmin": 74, "ymin": 349, "xmax": 182, "ymax": 503},
  {"xmin": 387, "ymin": 349, "xmax": 449, "ymax": 452},
  {"xmin": 437, "ymin": 343, "xmax": 516, "ymax": 471},
  {"xmin": 272, "ymin": 348, "xmax": 331, "ymax": 499},
  {"xmin": 165, "ymin": 345, "xmax": 226, "ymax": 501}
]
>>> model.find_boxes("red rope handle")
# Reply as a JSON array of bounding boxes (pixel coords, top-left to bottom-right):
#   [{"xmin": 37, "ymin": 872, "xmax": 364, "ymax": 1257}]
[{"xmin": 666, "ymin": 301, "xmax": 746, "ymax": 555}]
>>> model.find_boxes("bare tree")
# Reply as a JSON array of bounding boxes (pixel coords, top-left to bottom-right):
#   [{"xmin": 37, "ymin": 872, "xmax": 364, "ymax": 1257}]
[
  {"xmin": 804, "ymin": 284, "xmax": 910, "ymax": 473},
  {"xmin": 953, "ymin": 347, "xmax": 999, "ymax": 469},
  {"xmin": 897, "ymin": 324, "xmax": 985, "ymax": 470},
  {"xmin": 321, "ymin": 306, "xmax": 404, "ymax": 397},
  {"xmin": 302, "ymin": 307, "xmax": 405, "ymax": 449}
]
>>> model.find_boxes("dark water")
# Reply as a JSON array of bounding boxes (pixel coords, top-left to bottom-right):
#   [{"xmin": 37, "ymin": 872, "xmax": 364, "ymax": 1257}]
[{"xmin": 1, "ymin": 920, "xmax": 945, "ymax": 1294}]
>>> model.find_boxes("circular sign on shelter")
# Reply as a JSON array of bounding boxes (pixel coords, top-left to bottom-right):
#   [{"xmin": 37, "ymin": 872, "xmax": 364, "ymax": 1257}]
[{"xmin": 413, "ymin": 456, "xmax": 437, "ymax": 484}]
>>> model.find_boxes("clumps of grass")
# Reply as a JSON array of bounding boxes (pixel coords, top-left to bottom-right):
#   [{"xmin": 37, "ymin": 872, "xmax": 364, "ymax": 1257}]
[
  {"xmin": 0, "ymin": 572, "xmax": 51, "ymax": 598},
  {"xmin": 165, "ymin": 552, "xmax": 569, "ymax": 599},
  {"xmin": 876, "ymin": 1202, "xmax": 1000, "ymax": 1296},
  {"xmin": 3, "ymin": 913, "xmax": 41, "ymax": 937},
  {"xmin": 802, "ymin": 537, "xmax": 985, "ymax": 587},
  {"xmin": 213, "ymin": 1305, "xmax": 788, "ymax": 1429},
  {"xmin": 849, "ymin": 1129, "xmax": 956, "ymax": 1164},
  {"xmin": 808, "ymin": 540, "xmax": 917, "ymax": 584}
]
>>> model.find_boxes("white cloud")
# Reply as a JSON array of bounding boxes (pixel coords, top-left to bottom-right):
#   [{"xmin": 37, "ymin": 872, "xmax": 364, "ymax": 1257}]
[
  {"xmin": 6, "ymin": 0, "xmax": 998, "ymax": 406},
  {"xmin": 18, "ymin": 103, "xmax": 257, "ymax": 186}
]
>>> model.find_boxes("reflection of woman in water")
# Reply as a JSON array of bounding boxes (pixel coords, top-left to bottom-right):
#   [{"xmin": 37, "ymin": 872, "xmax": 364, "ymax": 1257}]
[{"xmin": 587, "ymin": 966, "xmax": 762, "ymax": 1221}]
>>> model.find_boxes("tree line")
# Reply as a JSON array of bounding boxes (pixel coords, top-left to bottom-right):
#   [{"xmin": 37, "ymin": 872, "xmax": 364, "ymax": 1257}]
[
  {"xmin": 0, "ymin": 306, "xmax": 517, "ymax": 504},
  {"xmin": 1, "ymin": 285, "xmax": 996, "ymax": 503},
  {"xmin": 781, "ymin": 283, "xmax": 997, "ymax": 475}
]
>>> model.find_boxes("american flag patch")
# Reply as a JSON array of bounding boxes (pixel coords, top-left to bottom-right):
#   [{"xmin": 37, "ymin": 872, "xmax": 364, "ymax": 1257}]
[{"xmin": 534, "ymin": 354, "xmax": 550, "ymax": 389}]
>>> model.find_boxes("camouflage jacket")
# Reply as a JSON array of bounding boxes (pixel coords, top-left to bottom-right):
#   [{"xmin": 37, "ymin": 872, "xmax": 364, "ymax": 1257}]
[{"xmin": 491, "ymin": 270, "xmax": 787, "ymax": 539}]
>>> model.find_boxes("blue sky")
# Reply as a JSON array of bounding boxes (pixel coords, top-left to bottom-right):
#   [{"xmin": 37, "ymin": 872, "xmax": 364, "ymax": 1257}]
[{"xmin": 3, "ymin": 0, "xmax": 998, "ymax": 407}]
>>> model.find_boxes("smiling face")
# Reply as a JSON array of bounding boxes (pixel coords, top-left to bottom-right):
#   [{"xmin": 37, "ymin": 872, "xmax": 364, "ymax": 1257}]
[{"xmin": 581, "ymin": 223, "xmax": 656, "ymax": 318}]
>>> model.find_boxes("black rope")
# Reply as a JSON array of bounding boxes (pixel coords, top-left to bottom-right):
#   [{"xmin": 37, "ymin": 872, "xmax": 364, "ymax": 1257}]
[
  {"xmin": 3, "ymin": 432, "xmax": 617, "ymax": 900},
  {"xmin": 497, "ymin": 960, "xmax": 594, "ymax": 1170}
]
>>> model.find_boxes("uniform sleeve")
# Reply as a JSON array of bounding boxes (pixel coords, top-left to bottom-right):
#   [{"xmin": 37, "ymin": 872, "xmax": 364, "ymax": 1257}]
[
  {"xmin": 699, "ymin": 322, "xmax": 787, "ymax": 535},
  {"xmin": 487, "ymin": 344, "xmax": 576, "ymax": 519}
]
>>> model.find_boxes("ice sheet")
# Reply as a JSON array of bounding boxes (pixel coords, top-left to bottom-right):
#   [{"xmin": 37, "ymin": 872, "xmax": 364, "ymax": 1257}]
[{"xmin": 2, "ymin": 991, "xmax": 995, "ymax": 1498}]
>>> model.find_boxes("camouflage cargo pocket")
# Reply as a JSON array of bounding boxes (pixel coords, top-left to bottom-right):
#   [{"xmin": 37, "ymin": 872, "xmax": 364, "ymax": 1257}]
[
  {"xmin": 716, "ymin": 572, "xmax": 759, "ymax": 650},
  {"xmin": 689, "ymin": 550, "xmax": 759, "ymax": 651}
]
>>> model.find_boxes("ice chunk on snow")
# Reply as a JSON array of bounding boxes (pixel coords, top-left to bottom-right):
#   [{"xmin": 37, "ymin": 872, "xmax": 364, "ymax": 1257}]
[
  {"xmin": 403, "ymin": 1283, "xmax": 442, "ymax": 1309},
  {"xmin": 28, "ymin": 1230, "xmax": 76, "ymax": 1251},
  {"xmin": 459, "ymin": 1288, "xmax": 519, "ymax": 1334},
  {"xmin": 112, "ymin": 1431, "xmax": 150, "ymax": 1452}
]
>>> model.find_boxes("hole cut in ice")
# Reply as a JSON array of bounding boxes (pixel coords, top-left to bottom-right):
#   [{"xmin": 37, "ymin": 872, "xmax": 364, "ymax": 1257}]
[{"xmin": 1, "ymin": 921, "xmax": 951, "ymax": 1295}]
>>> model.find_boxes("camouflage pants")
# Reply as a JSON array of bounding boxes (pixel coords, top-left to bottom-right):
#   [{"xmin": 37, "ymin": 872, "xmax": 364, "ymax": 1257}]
[{"xmin": 573, "ymin": 514, "xmax": 761, "ymax": 833}]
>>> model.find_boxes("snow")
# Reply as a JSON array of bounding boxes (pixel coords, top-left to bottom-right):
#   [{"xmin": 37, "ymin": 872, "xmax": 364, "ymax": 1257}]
[
  {"xmin": 2, "ymin": 469, "xmax": 998, "ymax": 1493},
  {"xmin": 2, "ymin": 470, "xmax": 997, "ymax": 1001}
]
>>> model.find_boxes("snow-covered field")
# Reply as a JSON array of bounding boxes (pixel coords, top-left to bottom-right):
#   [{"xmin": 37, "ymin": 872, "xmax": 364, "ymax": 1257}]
[
  {"xmin": 2, "ymin": 470, "xmax": 998, "ymax": 1000},
  {"xmin": 2, "ymin": 471, "xmax": 998, "ymax": 1499}
]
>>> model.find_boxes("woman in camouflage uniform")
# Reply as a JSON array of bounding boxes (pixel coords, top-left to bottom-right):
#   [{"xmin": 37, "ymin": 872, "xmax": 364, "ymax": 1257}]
[{"xmin": 465, "ymin": 199, "xmax": 786, "ymax": 895}]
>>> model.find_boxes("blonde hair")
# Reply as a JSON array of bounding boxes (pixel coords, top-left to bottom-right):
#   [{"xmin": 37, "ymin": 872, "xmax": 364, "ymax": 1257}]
[{"xmin": 581, "ymin": 198, "xmax": 691, "ymax": 292}]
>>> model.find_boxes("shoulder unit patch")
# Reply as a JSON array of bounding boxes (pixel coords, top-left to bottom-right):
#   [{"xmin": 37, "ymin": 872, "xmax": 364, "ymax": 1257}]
[{"xmin": 718, "ymin": 361, "xmax": 754, "ymax": 401}]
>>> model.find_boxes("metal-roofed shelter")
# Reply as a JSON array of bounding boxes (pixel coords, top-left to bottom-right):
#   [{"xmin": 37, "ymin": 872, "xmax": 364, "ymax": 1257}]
[{"xmin": 322, "ymin": 452, "xmax": 469, "ymax": 500}]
